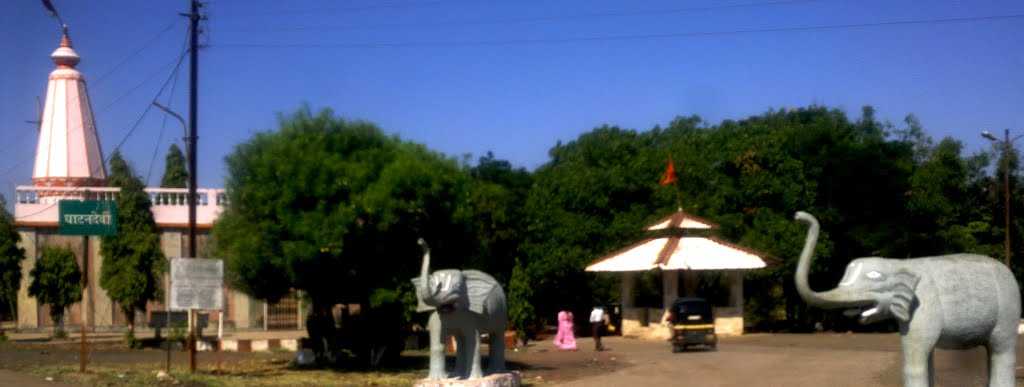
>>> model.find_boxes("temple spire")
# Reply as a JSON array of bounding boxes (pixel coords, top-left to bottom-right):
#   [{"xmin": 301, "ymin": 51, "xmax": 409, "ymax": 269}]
[{"xmin": 32, "ymin": 27, "xmax": 106, "ymax": 188}]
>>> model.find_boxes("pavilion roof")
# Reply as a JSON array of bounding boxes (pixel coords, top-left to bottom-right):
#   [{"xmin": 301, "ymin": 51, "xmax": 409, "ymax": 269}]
[
  {"xmin": 585, "ymin": 210, "xmax": 770, "ymax": 272},
  {"xmin": 585, "ymin": 236, "xmax": 769, "ymax": 272},
  {"xmin": 645, "ymin": 210, "xmax": 717, "ymax": 231}
]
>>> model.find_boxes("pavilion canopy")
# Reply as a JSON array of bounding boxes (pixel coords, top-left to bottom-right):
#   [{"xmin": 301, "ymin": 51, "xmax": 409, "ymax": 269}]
[
  {"xmin": 645, "ymin": 211, "xmax": 717, "ymax": 231},
  {"xmin": 585, "ymin": 236, "xmax": 768, "ymax": 272}
]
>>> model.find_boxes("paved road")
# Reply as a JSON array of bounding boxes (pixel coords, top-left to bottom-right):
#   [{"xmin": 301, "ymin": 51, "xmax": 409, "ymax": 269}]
[{"xmin": 561, "ymin": 334, "xmax": 1014, "ymax": 387}]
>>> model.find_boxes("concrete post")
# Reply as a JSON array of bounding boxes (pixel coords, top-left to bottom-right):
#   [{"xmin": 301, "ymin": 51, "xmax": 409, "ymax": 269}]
[
  {"xmin": 683, "ymin": 270, "xmax": 698, "ymax": 297},
  {"xmin": 662, "ymin": 270, "xmax": 678, "ymax": 309},
  {"xmin": 621, "ymin": 272, "xmax": 635, "ymax": 309},
  {"xmin": 730, "ymin": 271, "xmax": 744, "ymax": 310},
  {"xmin": 296, "ymin": 291, "xmax": 304, "ymax": 330}
]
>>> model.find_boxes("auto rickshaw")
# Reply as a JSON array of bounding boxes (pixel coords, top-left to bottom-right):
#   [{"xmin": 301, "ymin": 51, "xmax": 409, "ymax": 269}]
[{"xmin": 669, "ymin": 297, "xmax": 717, "ymax": 352}]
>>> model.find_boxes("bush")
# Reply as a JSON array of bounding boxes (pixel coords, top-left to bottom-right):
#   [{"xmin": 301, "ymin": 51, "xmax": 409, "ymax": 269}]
[
  {"xmin": 507, "ymin": 260, "xmax": 537, "ymax": 343},
  {"xmin": 28, "ymin": 245, "xmax": 82, "ymax": 336}
]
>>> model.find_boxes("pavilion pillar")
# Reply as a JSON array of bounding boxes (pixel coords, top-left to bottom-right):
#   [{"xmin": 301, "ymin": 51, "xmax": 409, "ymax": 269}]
[
  {"xmin": 661, "ymin": 270, "xmax": 678, "ymax": 308},
  {"xmin": 683, "ymin": 270, "xmax": 698, "ymax": 297},
  {"xmin": 621, "ymin": 272, "xmax": 635, "ymax": 309},
  {"xmin": 729, "ymin": 271, "xmax": 744, "ymax": 310}
]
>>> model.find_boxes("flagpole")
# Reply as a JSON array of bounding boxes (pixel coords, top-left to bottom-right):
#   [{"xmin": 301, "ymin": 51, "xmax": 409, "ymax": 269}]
[
  {"xmin": 40, "ymin": 0, "xmax": 66, "ymax": 31},
  {"xmin": 660, "ymin": 155, "xmax": 682, "ymax": 211}
]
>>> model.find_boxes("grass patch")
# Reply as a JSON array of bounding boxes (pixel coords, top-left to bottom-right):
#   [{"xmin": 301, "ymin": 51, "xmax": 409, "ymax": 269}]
[{"xmin": 25, "ymin": 359, "xmax": 424, "ymax": 387}]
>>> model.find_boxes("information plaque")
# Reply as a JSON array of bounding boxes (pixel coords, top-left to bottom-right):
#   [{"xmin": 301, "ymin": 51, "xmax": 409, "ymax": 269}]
[{"xmin": 170, "ymin": 258, "xmax": 223, "ymax": 311}]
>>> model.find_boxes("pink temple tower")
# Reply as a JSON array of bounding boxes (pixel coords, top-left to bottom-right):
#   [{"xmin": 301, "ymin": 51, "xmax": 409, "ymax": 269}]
[{"xmin": 32, "ymin": 29, "xmax": 106, "ymax": 189}]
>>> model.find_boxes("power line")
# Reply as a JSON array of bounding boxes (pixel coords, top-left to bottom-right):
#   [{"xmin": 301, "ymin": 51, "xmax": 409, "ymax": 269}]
[
  {"xmin": 233, "ymin": 0, "xmax": 824, "ymax": 32},
  {"xmin": 98, "ymin": 55, "xmax": 185, "ymax": 113},
  {"xmin": 0, "ymin": 160, "xmax": 32, "ymax": 179},
  {"xmin": 215, "ymin": 13, "xmax": 1024, "ymax": 49},
  {"xmin": 230, "ymin": 0, "xmax": 444, "ymax": 16},
  {"xmin": 145, "ymin": 33, "xmax": 189, "ymax": 186},
  {"xmin": 109, "ymin": 48, "xmax": 188, "ymax": 155},
  {"xmin": 92, "ymin": 19, "xmax": 182, "ymax": 88}
]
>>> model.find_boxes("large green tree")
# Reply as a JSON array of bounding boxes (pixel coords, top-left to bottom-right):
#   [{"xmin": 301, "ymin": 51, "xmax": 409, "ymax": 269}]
[
  {"xmin": 213, "ymin": 107, "xmax": 475, "ymax": 362},
  {"xmin": 29, "ymin": 245, "xmax": 81, "ymax": 336},
  {"xmin": 160, "ymin": 144, "xmax": 188, "ymax": 188},
  {"xmin": 464, "ymin": 152, "xmax": 532, "ymax": 283},
  {"xmin": 517, "ymin": 105, "xmax": 1007, "ymax": 331},
  {"xmin": 0, "ymin": 195, "xmax": 26, "ymax": 321},
  {"xmin": 520, "ymin": 125, "xmax": 663, "ymax": 327},
  {"xmin": 100, "ymin": 151, "xmax": 166, "ymax": 336}
]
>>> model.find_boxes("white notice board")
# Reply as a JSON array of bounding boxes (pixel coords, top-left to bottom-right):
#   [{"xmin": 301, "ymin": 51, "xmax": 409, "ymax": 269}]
[{"xmin": 170, "ymin": 258, "xmax": 223, "ymax": 311}]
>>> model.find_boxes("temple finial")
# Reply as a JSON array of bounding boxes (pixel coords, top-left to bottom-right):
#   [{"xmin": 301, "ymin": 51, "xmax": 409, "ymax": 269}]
[
  {"xmin": 59, "ymin": 26, "xmax": 72, "ymax": 48},
  {"xmin": 51, "ymin": 26, "xmax": 79, "ymax": 67}
]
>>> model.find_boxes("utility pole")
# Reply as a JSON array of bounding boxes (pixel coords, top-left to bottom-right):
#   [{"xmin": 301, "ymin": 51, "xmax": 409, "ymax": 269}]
[
  {"xmin": 982, "ymin": 129, "xmax": 1022, "ymax": 267},
  {"xmin": 188, "ymin": 0, "xmax": 200, "ymax": 260},
  {"xmin": 185, "ymin": 0, "xmax": 202, "ymax": 374}
]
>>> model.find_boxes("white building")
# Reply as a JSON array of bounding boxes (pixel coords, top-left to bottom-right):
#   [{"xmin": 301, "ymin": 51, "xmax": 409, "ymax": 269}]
[
  {"xmin": 586, "ymin": 210, "xmax": 772, "ymax": 338},
  {"xmin": 13, "ymin": 30, "xmax": 301, "ymax": 331}
]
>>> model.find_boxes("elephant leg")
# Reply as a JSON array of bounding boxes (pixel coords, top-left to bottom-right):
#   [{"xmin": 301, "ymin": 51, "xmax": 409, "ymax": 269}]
[
  {"xmin": 453, "ymin": 332, "xmax": 468, "ymax": 379},
  {"xmin": 900, "ymin": 326, "xmax": 938, "ymax": 387},
  {"xmin": 927, "ymin": 350, "xmax": 934, "ymax": 387},
  {"xmin": 488, "ymin": 330, "xmax": 506, "ymax": 374},
  {"xmin": 427, "ymin": 312, "xmax": 446, "ymax": 380},
  {"xmin": 987, "ymin": 338, "xmax": 1017, "ymax": 387},
  {"xmin": 468, "ymin": 330, "xmax": 484, "ymax": 379}
]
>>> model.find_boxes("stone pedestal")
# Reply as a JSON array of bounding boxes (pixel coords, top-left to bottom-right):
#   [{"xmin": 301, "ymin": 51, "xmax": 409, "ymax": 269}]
[{"xmin": 413, "ymin": 372, "xmax": 521, "ymax": 387}]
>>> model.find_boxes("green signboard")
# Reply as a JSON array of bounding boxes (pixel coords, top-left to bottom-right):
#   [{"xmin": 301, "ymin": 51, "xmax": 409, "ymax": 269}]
[{"xmin": 58, "ymin": 200, "xmax": 118, "ymax": 236}]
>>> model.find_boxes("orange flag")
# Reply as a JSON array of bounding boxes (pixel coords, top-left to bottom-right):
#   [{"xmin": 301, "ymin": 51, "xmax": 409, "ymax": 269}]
[{"xmin": 659, "ymin": 156, "xmax": 677, "ymax": 186}]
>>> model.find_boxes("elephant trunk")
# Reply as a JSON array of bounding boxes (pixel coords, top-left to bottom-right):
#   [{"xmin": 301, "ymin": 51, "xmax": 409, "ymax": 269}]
[
  {"xmin": 794, "ymin": 212, "xmax": 867, "ymax": 309},
  {"xmin": 417, "ymin": 238, "xmax": 433, "ymax": 301}
]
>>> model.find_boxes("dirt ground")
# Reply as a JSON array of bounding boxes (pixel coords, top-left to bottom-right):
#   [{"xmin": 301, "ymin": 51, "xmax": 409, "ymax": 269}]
[
  {"xmin": 0, "ymin": 333, "xmax": 1022, "ymax": 386},
  {"xmin": 559, "ymin": 333, "xmax": 1019, "ymax": 387}
]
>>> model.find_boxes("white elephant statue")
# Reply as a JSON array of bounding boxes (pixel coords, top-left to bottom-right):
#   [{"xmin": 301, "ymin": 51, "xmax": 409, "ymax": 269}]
[
  {"xmin": 411, "ymin": 239, "xmax": 507, "ymax": 380},
  {"xmin": 794, "ymin": 211, "xmax": 1020, "ymax": 387}
]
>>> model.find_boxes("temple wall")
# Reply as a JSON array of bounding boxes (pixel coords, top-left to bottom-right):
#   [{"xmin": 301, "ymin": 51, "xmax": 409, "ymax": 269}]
[
  {"xmin": 89, "ymin": 235, "xmax": 113, "ymax": 327},
  {"xmin": 12, "ymin": 225, "xmax": 283, "ymax": 331}
]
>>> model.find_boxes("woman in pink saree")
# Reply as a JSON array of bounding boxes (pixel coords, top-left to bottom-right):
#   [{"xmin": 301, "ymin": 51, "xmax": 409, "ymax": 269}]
[{"xmin": 553, "ymin": 310, "xmax": 578, "ymax": 350}]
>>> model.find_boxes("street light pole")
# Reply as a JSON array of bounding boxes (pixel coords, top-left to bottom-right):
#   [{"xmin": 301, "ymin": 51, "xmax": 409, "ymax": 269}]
[
  {"xmin": 152, "ymin": 102, "xmax": 186, "ymax": 137},
  {"xmin": 982, "ymin": 129, "xmax": 1023, "ymax": 267},
  {"xmin": 1003, "ymin": 129, "xmax": 1011, "ymax": 267}
]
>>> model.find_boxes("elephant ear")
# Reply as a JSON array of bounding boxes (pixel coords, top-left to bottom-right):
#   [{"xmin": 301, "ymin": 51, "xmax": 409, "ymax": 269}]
[
  {"xmin": 887, "ymin": 270, "xmax": 920, "ymax": 323},
  {"xmin": 463, "ymin": 270, "xmax": 500, "ymax": 314},
  {"xmin": 410, "ymin": 278, "xmax": 436, "ymax": 313}
]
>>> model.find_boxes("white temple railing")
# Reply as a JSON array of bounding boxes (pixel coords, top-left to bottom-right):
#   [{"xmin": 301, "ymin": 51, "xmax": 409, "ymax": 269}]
[{"xmin": 14, "ymin": 186, "xmax": 227, "ymax": 226}]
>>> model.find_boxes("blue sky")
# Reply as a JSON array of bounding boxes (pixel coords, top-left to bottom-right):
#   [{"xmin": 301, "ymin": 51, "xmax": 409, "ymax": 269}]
[{"xmin": 2, "ymin": 0, "xmax": 1022, "ymax": 192}]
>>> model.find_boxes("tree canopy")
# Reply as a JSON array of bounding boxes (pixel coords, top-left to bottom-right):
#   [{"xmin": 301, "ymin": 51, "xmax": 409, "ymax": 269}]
[
  {"xmin": 515, "ymin": 106, "xmax": 1007, "ymax": 331},
  {"xmin": 29, "ymin": 245, "xmax": 81, "ymax": 334},
  {"xmin": 214, "ymin": 107, "xmax": 487, "ymax": 361},
  {"xmin": 100, "ymin": 151, "xmax": 165, "ymax": 334},
  {"xmin": 0, "ymin": 194, "xmax": 25, "ymax": 320},
  {"xmin": 216, "ymin": 103, "xmax": 1016, "ymax": 345},
  {"xmin": 160, "ymin": 144, "xmax": 188, "ymax": 188}
]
